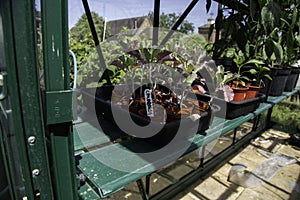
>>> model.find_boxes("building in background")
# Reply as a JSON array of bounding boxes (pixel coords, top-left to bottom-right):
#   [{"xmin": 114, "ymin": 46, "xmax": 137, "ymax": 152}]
[
  {"xmin": 198, "ymin": 16, "xmax": 216, "ymax": 43},
  {"xmin": 107, "ymin": 16, "xmax": 152, "ymax": 36}
]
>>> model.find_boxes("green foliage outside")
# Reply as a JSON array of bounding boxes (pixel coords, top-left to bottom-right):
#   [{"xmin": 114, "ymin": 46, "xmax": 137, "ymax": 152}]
[
  {"xmin": 77, "ymin": 30, "xmax": 207, "ymax": 89},
  {"xmin": 69, "ymin": 12, "xmax": 111, "ymax": 86},
  {"xmin": 271, "ymin": 99, "xmax": 300, "ymax": 133},
  {"xmin": 69, "ymin": 11, "xmax": 204, "ymax": 88}
]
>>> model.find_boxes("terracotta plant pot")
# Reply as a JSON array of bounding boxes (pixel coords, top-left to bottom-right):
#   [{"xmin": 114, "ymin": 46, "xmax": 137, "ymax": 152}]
[
  {"xmin": 232, "ymin": 87, "xmax": 249, "ymax": 102},
  {"xmin": 245, "ymin": 85, "xmax": 261, "ymax": 99}
]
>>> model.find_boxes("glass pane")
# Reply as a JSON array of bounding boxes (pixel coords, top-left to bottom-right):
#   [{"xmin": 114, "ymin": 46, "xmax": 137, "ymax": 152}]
[
  {"xmin": 0, "ymin": 14, "xmax": 5, "ymax": 70},
  {"xmin": 0, "ymin": 7, "xmax": 26, "ymax": 199}
]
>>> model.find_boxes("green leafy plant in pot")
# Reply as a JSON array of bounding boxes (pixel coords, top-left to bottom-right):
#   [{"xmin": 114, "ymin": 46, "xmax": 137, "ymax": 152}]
[
  {"xmin": 280, "ymin": 13, "xmax": 300, "ymax": 91},
  {"xmin": 214, "ymin": 52, "xmax": 250, "ymax": 102},
  {"xmin": 246, "ymin": 60, "xmax": 272, "ymax": 99},
  {"xmin": 214, "ymin": 65, "xmax": 235, "ymax": 102},
  {"xmin": 223, "ymin": 52, "xmax": 253, "ymax": 102}
]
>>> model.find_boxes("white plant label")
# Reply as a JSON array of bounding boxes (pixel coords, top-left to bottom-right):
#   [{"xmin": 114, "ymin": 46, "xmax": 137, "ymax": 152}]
[{"xmin": 144, "ymin": 89, "xmax": 154, "ymax": 117}]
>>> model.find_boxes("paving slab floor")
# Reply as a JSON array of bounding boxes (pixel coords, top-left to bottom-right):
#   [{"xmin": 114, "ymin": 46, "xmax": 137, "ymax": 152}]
[{"xmin": 174, "ymin": 128, "xmax": 300, "ymax": 200}]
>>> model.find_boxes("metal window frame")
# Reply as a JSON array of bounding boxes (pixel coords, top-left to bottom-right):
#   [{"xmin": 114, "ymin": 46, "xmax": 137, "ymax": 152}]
[{"xmin": 41, "ymin": 0, "xmax": 78, "ymax": 199}]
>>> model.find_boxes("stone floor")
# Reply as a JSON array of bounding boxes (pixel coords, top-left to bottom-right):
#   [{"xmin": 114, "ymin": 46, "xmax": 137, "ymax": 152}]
[
  {"xmin": 104, "ymin": 124, "xmax": 300, "ymax": 200},
  {"xmin": 174, "ymin": 128, "xmax": 300, "ymax": 200}
]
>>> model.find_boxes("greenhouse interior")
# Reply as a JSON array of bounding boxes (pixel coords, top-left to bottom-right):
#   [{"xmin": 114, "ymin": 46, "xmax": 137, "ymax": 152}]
[{"xmin": 0, "ymin": 0, "xmax": 300, "ymax": 199}]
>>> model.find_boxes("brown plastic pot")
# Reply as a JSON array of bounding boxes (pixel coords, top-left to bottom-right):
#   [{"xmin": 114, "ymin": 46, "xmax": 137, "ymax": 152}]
[
  {"xmin": 232, "ymin": 87, "xmax": 249, "ymax": 102},
  {"xmin": 245, "ymin": 85, "xmax": 261, "ymax": 99}
]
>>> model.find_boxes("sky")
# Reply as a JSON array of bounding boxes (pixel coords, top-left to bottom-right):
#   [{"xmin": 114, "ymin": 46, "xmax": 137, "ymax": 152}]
[{"xmin": 68, "ymin": 0, "xmax": 218, "ymax": 32}]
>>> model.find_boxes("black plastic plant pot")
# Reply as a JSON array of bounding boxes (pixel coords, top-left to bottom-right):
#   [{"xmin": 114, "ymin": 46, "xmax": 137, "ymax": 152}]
[
  {"xmin": 82, "ymin": 85, "xmax": 217, "ymax": 148},
  {"xmin": 194, "ymin": 93, "xmax": 212, "ymax": 102},
  {"xmin": 284, "ymin": 67, "xmax": 300, "ymax": 92},
  {"xmin": 269, "ymin": 68, "xmax": 291, "ymax": 96},
  {"xmin": 240, "ymin": 64, "xmax": 257, "ymax": 81},
  {"xmin": 259, "ymin": 68, "xmax": 276, "ymax": 100},
  {"xmin": 212, "ymin": 93, "xmax": 265, "ymax": 119},
  {"xmin": 213, "ymin": 57, "xmax": 235, "ymax": 73}
]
